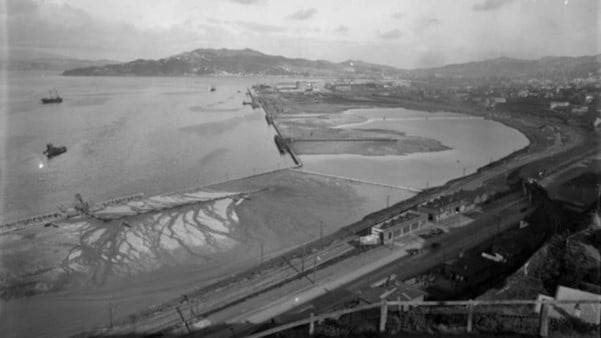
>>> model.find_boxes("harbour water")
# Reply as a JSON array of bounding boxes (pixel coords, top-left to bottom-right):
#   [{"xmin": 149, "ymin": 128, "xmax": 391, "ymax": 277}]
[{"xmin": 0, "ymin": 71, "xmax": 293, "ymax": 223}]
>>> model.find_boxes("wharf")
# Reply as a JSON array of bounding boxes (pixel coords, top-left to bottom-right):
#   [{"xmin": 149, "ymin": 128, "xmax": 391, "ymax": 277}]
[{"xmin": 249, "ymin": 87, "xmax": 303, "ymax": 168}]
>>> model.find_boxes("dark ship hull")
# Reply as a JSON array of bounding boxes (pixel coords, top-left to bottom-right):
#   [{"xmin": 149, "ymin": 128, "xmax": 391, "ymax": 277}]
[
  {"xmin": 44, "ymin": 145, "xmax": 67, "ymax": 158},
  {"xmin": 41, "ymin": 97, "xmax": 63, "ymax": 104}
]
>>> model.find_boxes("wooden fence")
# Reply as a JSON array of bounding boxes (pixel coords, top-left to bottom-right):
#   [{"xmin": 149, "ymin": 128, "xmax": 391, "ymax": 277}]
[{"xmin": 246, "ymin": 299, "xmax": 601, "ymax": 338}]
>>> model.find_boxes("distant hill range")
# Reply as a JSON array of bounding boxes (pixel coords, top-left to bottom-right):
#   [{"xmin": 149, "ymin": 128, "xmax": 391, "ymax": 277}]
[
  {"xmin": 412, "ymin": 55, "xmax": 601, "ymax": 80},
  {"xmin": 3, "ymin": 49, "xmax": 119, "ymax": 72},
  {"xmin": 62, "ymin": 48, "xmax": 600, "ymax": 80},
  {"xmin": 63, "ymin": 48, "xmax": 399, "ymax": 78}
]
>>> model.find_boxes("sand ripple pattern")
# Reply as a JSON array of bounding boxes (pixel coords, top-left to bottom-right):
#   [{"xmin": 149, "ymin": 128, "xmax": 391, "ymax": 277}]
[{"xmin": 61, "ymin": 197, "xmax": 243, "ymax": 285}]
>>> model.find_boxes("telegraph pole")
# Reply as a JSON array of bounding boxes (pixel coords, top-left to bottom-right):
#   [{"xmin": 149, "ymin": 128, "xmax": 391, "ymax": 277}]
[
  {"xmin": 260, "ymin": 241, "xmax": 264, "ymax": 265},
  {"xmin": 319, "ymin": 220, "xmax": 324, "ymax": 244}
]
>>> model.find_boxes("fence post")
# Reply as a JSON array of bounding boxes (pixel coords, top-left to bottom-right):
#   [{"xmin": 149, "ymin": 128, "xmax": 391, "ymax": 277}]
[
  {"xmin": 309, "ymin": 312, "xmax": 315, "ymax": 336},
  {"xmin": 108, "ymin": 302, "xmax": 113, "ymax": 328},
  {"xmin": 466, "ymin": 302, "xmax": 474, "ymax": 333},
  {"xmin": 539, "ymin": 303, "xmax": 549, "ymax": 338},
  {"xmin": 380, "ymin": 300, "xmax": 388, "ymax": 333}
]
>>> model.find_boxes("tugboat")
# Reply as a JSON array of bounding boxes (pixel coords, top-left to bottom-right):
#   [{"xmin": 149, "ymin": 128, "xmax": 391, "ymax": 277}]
[
  {"xmin": 41, "ymin": 89, "xmax": 63, "ymax": 104},
  {"xmin": 43, "ymin": 143, "xmax": 67, "ymax": 158}
]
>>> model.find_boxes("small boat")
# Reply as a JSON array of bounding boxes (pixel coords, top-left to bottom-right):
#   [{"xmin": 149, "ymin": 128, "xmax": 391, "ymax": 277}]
[
  {"xmin": 43, "ymin": 143, "xmax": 67, "ymax": 158},
  {"xmin": 41, "ymin": 89, "xmax": 63, "ymax": 104},
  {"xmin": 210, "ymin": 85, "xmax": 216, "ymax": 92}
]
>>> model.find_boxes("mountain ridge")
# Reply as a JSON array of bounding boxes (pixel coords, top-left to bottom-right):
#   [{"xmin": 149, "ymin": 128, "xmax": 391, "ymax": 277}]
[{"xmin": 62, "ymin": 48, "xmax": 600, "ymax": 80}]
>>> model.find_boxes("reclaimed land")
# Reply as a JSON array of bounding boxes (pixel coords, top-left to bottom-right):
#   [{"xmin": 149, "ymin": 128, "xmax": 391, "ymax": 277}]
[{"xmin": 257, "ymin": 91, "xmax": 451, "ymax": 156}]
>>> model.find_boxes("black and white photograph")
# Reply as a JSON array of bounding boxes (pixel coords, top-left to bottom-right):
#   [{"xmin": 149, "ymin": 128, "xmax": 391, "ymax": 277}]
[{"xmin": 0, "ymin": 0, "xmax": 600, "ymax": 337}]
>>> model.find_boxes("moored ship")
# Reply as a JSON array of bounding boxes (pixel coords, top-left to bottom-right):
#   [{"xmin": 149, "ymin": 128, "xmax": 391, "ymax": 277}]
[
  {"xmin": 41, "ymin": 89, "xmax": 63, "ymax": 104},
  {"xmin": 43, "ymin": 143, "xmax": 67, "ymax": 158}
]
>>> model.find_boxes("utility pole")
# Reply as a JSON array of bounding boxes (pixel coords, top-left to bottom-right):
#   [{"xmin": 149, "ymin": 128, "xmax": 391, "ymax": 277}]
[
  {"xmin": 301, "ymin": 246, "xmax": 305, "ymax": 273},
  {"xmin": 108, "ymin": 302, "xmax": 113, "ymax": 328},
  {"xmin": 260, "ymin": 241, "xmax": 264, "ymax": 265},
  {"xmin": 319, "ymin": 220, "xmax": 324, "ymax": 246},
  {"xmin": 313, "ymin": 256, "xmax": 320, "ymax": 281}
]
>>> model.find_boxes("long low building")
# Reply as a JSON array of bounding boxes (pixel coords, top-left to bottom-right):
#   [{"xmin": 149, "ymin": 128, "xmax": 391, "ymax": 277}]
[
  {"xmin": 372, "ymin": 210, "xmax": 428, "ymax": 245},
  {"xmin": 417, "ymin": 188, "xmax": 495, "ymax": 222}
]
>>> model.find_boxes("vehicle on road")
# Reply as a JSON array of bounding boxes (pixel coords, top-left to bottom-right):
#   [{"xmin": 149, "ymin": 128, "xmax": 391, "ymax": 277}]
[{"xmin": 406, "ymin": 248, "xmax": 420, "ymax": 256}]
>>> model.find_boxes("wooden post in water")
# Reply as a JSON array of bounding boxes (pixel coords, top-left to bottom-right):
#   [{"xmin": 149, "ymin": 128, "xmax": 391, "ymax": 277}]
[
  {"xmin": 539, "ymin": 303, "xmax": 550, "ymax": 337},
  {"xmin": 309, "ymin": 312, "xmax": 315, "ymax": 336},
  {"xmin": 379, "ymin": 300, "xmax": 388, "ymax": 333}
]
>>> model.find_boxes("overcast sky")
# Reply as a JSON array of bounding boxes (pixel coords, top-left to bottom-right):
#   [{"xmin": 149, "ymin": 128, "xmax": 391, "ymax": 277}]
[{"xmin": 1, "ymin": 0, "xmax": 599, "ymax": 68}]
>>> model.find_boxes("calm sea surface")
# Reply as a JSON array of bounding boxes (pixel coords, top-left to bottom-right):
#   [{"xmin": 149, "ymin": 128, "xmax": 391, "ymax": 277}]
[{"xmin": 0, "ymin": 71, "xmax": 292, "ymax": 222}]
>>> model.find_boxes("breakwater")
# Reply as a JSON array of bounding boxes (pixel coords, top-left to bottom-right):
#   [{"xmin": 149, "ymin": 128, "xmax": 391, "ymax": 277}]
[{"xmin": 0, "ymin": 193, "xmax": 145, "ymax": 234}]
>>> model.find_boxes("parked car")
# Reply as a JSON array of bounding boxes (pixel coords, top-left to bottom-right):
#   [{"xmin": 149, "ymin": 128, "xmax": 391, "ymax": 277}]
[
  {"xmin": 431, "ymin": 242, "xmax": 441, "ymax": 250},
  {"xmin": 406, "ymin": 248, "xmax": 420, "ymax": 256}
]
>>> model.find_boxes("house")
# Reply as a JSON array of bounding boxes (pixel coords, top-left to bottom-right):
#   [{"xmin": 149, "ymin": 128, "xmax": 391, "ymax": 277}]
[
  {"xmin": 418, "ymin": 188, "xmax": 495, "ymax": 222},
  {"xmin": 275, "ymin": 82, "xmax": 299, "ymax": 91},
  {"xmin": 571, "ymin": 106, "xmax": 589, "ymax": 114},
  {"xmin": 550, "ymin": 101, "xmax": 570, "ymax": 110},
  {"xmin": 331, "ymin": 83, "xmax": 352, "ymax": 92},
  {"xmin": 535, "ymin": 286, "xmax": 601, "ymax": 325},
  {"xmin": 417, "ymin": 195, "xmax": 465, "ymax": 222},
  {"xmin": 371, "ymin": 210, "xmax": 428, "ymax": 245}
]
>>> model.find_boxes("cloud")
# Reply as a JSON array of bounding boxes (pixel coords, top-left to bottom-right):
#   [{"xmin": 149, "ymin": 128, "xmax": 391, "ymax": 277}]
[
  {"xmin": 380, "ymin": 29, "xmax": 402, "ymax": 40},
  {"xmin": 286, "ymin": 8, "xmax": 317, "ymax": 21},
  {"xmin": 231, "ymin": 20, "xmax": 286, "ymax": 33},
  {"xmin": 207, "ymin": 18, "xmax": 286, "ymax": 34},
  {"xmin": 392, "ymin": 12, "xmax": 404, "ymax": 20},
  {"xmin": 229, "ymin": 0, "xmax": 263, "ymax": 5},
  {"xmin": 414, "ymin": 17, "xmax": 439, "ymax": 34},
  {"xmin": 473, "ymin": 0, "xmax": 515, "ymax": 11},
  {"xmin": 334, "ymin": 25, "xmax": 349, "ymax": 34}
]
